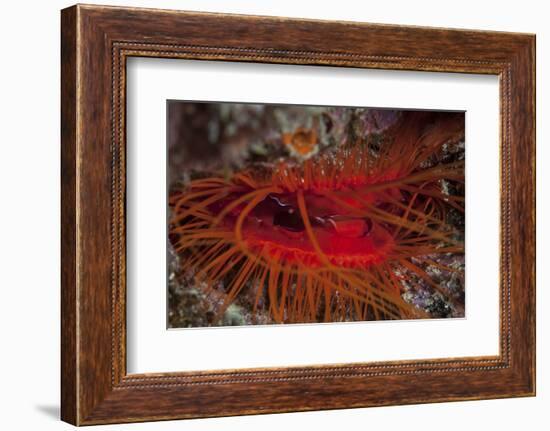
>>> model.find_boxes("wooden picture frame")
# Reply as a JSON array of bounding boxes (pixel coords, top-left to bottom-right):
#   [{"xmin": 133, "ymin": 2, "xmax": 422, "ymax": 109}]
[{"xmin": 61, "ymin": 4, "xmax": 536, "ymax": 425}]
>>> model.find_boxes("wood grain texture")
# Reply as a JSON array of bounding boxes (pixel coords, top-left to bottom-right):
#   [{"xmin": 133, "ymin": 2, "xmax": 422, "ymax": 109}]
[
  {"xmin": 60, "ymin": 4, "xmax": 536, "ymax": 425},
  {"xmin": 60, "ymin": 6, "xmax": 78, "ymax": 425}
]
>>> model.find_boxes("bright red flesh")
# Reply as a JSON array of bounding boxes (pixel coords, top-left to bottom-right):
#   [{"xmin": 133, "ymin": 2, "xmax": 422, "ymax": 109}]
[{"xmin": 217, "ymin": 185, "xmax": 397, "ymax": 269}]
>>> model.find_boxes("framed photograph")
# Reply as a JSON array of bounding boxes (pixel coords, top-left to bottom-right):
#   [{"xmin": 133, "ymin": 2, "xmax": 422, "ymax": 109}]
[{"xmin": 61, "ymin": 4, "xmax": 535, "ymax": 425}]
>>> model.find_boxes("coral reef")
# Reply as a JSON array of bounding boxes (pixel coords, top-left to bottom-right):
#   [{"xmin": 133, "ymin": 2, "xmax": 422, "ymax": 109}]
[{"xmin": 167, "ymin": 102, "xmax": 465, "ymax": 328}]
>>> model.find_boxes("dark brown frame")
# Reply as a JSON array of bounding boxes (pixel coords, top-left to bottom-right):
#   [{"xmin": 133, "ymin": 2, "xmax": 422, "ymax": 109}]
[{"xmin": 61, "ymin": 4, "xmax": 536, "ymax": 426}]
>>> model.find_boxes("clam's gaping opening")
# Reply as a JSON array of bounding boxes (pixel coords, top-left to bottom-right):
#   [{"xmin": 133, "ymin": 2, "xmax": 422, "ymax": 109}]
[{"xmin": 167, "ymin": 102, "xmax": 465, "ymax": 327}]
